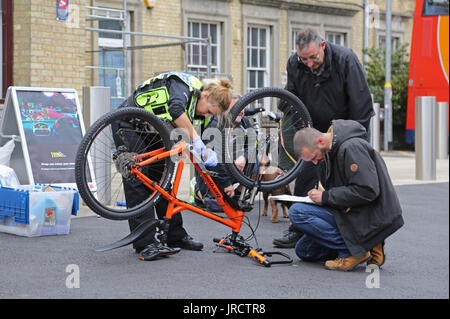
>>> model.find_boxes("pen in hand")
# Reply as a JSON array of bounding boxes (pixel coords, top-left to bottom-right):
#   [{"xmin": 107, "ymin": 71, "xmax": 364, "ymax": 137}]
[{"xmin": 307, "ymin": 184, "xmax": 323, "ymax": 204}]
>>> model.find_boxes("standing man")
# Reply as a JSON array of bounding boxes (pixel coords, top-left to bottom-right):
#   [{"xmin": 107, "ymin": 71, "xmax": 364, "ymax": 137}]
[
  {"xmin": 273, "ymin": 28, "xmax": 375, "ymax": 248},
  {"xmin": 289, "ymin": 120, "xmax": 403, "ymax": 271}
]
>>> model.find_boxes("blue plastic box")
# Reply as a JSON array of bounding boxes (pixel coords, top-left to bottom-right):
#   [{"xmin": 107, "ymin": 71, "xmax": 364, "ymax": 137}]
[{"xmin": 0, "ymin": 184, "xmax": 79, "ymax": 237}]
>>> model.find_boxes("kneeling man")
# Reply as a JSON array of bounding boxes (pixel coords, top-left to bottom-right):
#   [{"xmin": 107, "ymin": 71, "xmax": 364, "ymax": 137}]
[{"xmin": 290, "ymin": 119, "xmax": 404, "ymax": 271}]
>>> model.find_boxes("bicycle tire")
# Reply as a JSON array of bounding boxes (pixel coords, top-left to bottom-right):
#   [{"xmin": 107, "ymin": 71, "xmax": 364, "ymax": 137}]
[
  {"xmin": 223, "ymin": 87, "xmax": 312, "ymax": 192},
  {"xmin": 75, "ymin": 107, "xmax": 175, "ymax": 220}
]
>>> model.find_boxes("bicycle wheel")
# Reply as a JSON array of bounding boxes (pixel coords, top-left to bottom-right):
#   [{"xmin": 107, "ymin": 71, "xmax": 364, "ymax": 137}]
[
  {"xmin": 75, "ymin": 107, "xmax": 175, "ymax": 220},
  {"xmin": 223, "ymin": 87, "xmax": 312, "ymax": 192}
]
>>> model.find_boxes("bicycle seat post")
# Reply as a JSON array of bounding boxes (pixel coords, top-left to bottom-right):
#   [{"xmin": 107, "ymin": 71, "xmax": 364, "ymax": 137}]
[{"xmin": 249, "ymin": 186, "xmax": 259, "ymax": 205}]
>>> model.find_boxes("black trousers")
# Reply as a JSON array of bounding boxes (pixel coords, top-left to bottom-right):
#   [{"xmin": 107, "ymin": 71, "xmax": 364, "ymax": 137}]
[
  {"xmin": 114, "ymin": 100, "xmax": 188, "ymax": 251},
  {"xmin": 123, "ymin": 171, "xmax": 187, "ymax": 251}
]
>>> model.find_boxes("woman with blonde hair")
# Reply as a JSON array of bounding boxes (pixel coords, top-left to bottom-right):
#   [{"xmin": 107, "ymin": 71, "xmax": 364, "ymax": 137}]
[{"xmin": 115, "ymin": 72, "xmax": 233, "ymax": 261}]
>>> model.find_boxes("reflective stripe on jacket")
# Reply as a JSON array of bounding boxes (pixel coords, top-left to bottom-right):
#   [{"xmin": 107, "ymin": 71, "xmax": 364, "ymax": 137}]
[{"xmin": 134, "ymin": 72, "xmax": 205, "ymax": 125}]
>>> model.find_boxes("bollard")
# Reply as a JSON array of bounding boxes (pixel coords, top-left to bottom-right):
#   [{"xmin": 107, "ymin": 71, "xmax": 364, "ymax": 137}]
[
  {"xmin": 436, "ymin": 102, "xmax": 448, "ymax": 159},
  {"xmin": 82, "ymin": 87, "xmax": 112, "ymax": 204},
  {"xmin": 370, "ymin": 103, "xmax": 380, "ymax": 152},
  {"xmin": 415, "ymin": 96, "xmax": 436, "ymax": 180},
  {"xmin": 82, "ymin": 87, "xmax": 111, "ymax": 128}
]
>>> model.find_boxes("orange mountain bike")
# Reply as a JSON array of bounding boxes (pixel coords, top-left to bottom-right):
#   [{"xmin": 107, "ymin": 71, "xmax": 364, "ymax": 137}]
[{"xmin": 75, "ymin": 87, "xmax": 311, "ymax": 266}]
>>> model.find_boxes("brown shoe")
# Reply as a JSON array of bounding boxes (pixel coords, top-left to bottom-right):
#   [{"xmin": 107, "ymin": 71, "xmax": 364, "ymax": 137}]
[
  {"xmin": 367, "ymin": 242, "xmax": 385, "ymax": 267},
  {"xmin": 325, "ymin": 252, "xmax": 371, "ymax": 271}
]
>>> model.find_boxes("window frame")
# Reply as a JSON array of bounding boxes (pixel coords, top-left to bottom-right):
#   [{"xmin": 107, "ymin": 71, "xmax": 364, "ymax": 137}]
[
  {"xmin": 377, "ymin": 34, "xmax": 402, "ymax": 51},
  {"xmin": 96, "ymin": 15, "xmax": 130, "ymax": 109},
  {"xmin": 246, "ymin": 25, "xmax": 270, "ymax": 93},
  {"xmin": 186, "ymin": 20, "xmax": 221, "ymax": 74},
  {"xmin": 291, "ymin": 29, "xmax": 299, "ymax": 55},
  {"xmin": 325, "ymin": 31, "xmax": 347, "ymax": 47}
]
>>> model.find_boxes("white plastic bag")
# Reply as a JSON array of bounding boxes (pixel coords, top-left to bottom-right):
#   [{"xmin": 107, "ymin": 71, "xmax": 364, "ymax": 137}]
[
  {"xmin": 0, "ymin": 139, "xmax": 15, "ymax": 166},
  {"xmin": 0, "ymin": 164, "xmax": 20, "ymax": 188}
]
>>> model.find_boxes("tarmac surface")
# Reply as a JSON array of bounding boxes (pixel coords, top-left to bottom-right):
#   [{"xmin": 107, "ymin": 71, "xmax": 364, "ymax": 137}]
[{"xmin": 0, "ymin": 152, "xmax": 448, "ymax": 301}]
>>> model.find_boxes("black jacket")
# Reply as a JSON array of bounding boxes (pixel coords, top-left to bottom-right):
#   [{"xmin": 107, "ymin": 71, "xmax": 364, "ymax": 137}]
[
  {"xmin": 319, "ymin": 120, "xmax": 404, "ymax": 257},
  {"xmin": 286, "ymin": 42, "xmax": 374, "ymax": 133}
]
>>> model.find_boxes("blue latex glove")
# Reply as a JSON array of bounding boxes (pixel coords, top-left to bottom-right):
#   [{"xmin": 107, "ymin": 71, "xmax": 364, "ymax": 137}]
[
  {"xmin": 204, "ymin": 149, "xmax": 218, "ymax": 167},
  {"xmin": 192, "ymin": 137, "xmax": 206, "ymax": 157}
]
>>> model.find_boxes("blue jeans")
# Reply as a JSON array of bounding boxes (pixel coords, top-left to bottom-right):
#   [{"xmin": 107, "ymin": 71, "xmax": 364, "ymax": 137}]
[{"xmin": 289, "ymin": 203, "xmax": 351, "ymax": 261}]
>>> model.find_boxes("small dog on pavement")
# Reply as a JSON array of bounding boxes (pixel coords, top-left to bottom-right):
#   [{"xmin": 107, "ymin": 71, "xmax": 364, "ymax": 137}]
[{"xmin": 261, "ymin": 167, "xmax": 291, "ymax": 223}]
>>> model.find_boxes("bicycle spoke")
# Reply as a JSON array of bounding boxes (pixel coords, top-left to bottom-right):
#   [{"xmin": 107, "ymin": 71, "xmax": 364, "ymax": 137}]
[
  {"xmin": 223, "ymin": 88, "xmax": 311, "ymax": 191},
  {"xmin": 75, "ymin": 107, "xmax": 175, "ymax": 220}
]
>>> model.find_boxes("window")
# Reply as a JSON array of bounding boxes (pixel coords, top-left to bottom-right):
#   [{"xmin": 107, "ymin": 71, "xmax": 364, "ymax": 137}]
[
  {"xmin": 292, "ymin": 30, "xmax": 346, "ymax": 53},
  {"xmin": 291, "ymin": 30, "xmax": 299, "ymax": 55},
  {"xmin": 378, "ymin": 35, "xmax": 401, "ymax": 51},
  {"xmin": 247, "ymin": 26, "xmax": 270, "ymax": 93},
  {"xmin": 98, "ymin": 19, "xmax": 126, "ymax": 109},
  {"xmin": 422, "ymin": 0, "xmax": 449, "ymax": 16},
  {"xmin": 186, "ymin": 21, "xmax": 220, "ymax": 74},
  {"xmin": 326, "ymin": 32, "xmax": 346, "ymax": 46}
]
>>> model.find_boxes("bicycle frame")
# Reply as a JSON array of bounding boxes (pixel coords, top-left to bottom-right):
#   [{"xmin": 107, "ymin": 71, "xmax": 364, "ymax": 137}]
[{"xmin": 130, "ymin": 141, "xmax": 245, "ymax": 234}]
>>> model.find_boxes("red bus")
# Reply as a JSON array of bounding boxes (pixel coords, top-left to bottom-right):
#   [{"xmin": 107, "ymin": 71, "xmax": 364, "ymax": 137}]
[{"xmin": 406, "ymin": 0, "xmax": 449, "ymax": 144}]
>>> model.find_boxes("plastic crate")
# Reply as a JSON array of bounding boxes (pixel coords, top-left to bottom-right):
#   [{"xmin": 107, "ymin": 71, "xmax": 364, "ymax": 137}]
[{"xmin": 0, "ymin": 184, "xmax": 79, "ymax": 237}]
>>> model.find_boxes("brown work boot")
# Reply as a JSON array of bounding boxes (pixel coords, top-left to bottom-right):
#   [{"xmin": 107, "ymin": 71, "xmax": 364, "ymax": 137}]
[
  {"xmin": 325, "ymin": 252, "xmax": 371, "ymax": 271},
  {"xmin": 367, "ymin": 242, "xmax": 385, "ymax": 267}
]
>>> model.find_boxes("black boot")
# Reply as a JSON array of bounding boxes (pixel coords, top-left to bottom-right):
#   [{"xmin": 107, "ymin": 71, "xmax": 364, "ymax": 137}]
[
  {"xmin": 273, "ymin": 227, "xmax": 303, "ymax": 248},
  {"xmin": 168, "ymin": 235, "xmax": 204, "ymax": 251}
]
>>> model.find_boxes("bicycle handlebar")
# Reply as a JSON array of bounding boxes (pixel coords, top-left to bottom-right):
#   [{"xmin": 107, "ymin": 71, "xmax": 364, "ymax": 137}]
[
  {"xmin": 244, "ymin": 107, "xmax": 265, "ymax": 116},
  {"xmin": 243, "ymin": 107, "xmax": 281, "ymax": 123}
]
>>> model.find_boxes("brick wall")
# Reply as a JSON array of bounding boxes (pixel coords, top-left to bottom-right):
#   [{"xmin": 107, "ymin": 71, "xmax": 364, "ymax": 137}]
[
  {"xmin": 139, "ymin": 0, "xmax": 184, "ymax": 79},
  {"xmin": 10, "ymin": 0, "xmax": 415, "ymax": 97},
  {"xmin": 230, "ymin": 0, "xmax": 243, "ymax": 94},
  {"xmin": 13, "ymin": 0, "xmax": 91, "ymax": 99}
]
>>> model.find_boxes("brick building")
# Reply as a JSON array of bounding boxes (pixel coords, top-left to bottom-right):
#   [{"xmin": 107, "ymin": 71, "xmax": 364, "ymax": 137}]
[{"xmin": 1, "ymin": 0, "xmax": 415, "ymax": 111}]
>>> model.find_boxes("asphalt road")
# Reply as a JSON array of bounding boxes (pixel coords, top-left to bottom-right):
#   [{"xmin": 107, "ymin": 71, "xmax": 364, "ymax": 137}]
[{"xmin": 0, "ymin": 183, "xmax": 448, "ymax": 301}]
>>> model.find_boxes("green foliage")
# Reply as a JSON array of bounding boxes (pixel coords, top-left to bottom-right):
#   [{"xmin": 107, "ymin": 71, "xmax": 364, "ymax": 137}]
[{"xmin": 363, "ymin": 44, "xmax": 410, "ymax": 126}]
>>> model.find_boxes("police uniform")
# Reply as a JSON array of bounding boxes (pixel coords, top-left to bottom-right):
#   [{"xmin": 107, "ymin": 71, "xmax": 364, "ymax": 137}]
[{"xmin": 115, "ymin": 72, "xmax": 205, "ymax": 252}]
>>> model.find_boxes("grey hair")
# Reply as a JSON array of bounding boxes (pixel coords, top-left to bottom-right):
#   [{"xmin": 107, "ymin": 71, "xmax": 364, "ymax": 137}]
[
  {"xmin": 295, "ymin": 28, "xmax": 324, "ymax": 51},
  {"xmin": 293, "ymin": 127, "xmax": 322, "ymax": 157}
]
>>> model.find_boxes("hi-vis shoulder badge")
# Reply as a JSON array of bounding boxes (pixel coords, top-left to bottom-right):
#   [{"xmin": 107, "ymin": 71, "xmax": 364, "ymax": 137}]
[{"xmin": 350, "ymin": 163, "xmax": 358, "ymax": 172}]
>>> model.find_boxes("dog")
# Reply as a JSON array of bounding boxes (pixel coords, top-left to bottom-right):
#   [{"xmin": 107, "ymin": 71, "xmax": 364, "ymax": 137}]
[{"xmin": 261, "ymin": 167, "xmax": 291, "ymax": 223}]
